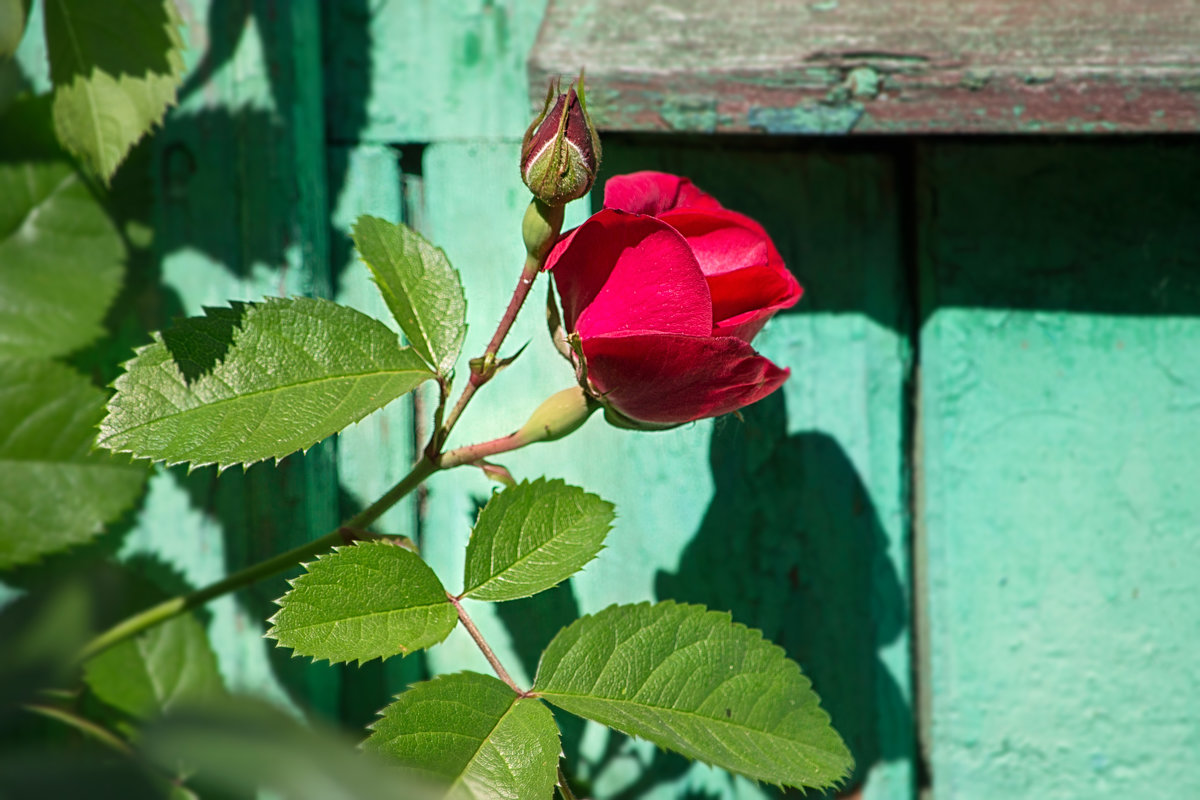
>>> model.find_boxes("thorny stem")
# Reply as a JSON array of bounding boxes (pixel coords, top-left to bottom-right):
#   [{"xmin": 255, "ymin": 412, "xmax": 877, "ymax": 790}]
[
  {"xmin": 24, "ymin": 704, "xmax": 135, "ymax": 756},
  {"xmin": 437, "ymin": 256, "xmax": 539, "ymax": 446},
  {"xmin": 448, "ymin": 593, "xmax": 526, "ymax": 696},
  {"xmin": 557, "ymin": 764, "xmax": 580, "ymax": 800},
  {"xmin": 436, "ymin": 199, "xmax": 564, "ymax": 449},
  {"xmin": 79, "ymin": 456, "xmax": 439, "ymax": 662}
]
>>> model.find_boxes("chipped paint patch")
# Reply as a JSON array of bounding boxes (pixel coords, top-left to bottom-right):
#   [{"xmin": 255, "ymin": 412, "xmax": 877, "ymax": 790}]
[{"xmin": 748, "ymin": 103, "xmax": 863, "ymax": 134}]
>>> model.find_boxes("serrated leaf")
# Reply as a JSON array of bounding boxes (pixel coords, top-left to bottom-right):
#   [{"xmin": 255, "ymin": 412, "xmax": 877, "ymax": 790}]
[
  {"xmin": 0, "ymin": 161, "xmax": 124, "ymax": 359},
  {"xmin": 365, "ymin": 671, "xmax": 560, "ymax": 800},
  {"xmin": 83, "ymin": 611, "xmax": 224, "ymax": 718},
  {"xmin": 0, "ymin": 360, "xmax": 147, "ymax": 569},
  {"xmin": 462, "ymin": 479, "xmax": 613, "ymax": 602},
  {"xmin": 44, "ymin": 0, "xmax": 185, "ymax": 182},
  {"xmin": 532, "ymin": 601, "xmax": 853, "ymax": 792},
  {"xmin": 267, "ymin": 542, "xmax": 457, "ymax": 665},
  {"xmin": 352, "ymin": 215, "xmax": 467, "ymax": 374},
  {"xmin": 97, "ymin": 297, "xmax": 435, "ymax": 469}
]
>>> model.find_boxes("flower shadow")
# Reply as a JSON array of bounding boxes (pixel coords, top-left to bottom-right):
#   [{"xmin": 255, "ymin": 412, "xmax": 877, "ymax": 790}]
[{"xmin": 653, "ymin": 390, "xmax": 910, "ymax": 797}]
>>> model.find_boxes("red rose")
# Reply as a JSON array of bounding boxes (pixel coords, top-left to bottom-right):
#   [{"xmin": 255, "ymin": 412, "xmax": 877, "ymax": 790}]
[{"xmin": 544, "ymin": 171, "xmax": 802, "ymax": 427}]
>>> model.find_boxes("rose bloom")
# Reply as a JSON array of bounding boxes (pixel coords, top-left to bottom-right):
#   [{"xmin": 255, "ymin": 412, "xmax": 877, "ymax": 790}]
[{"xmin": 545, "ymin": 171, "xmax": 802, "ymax": 428}]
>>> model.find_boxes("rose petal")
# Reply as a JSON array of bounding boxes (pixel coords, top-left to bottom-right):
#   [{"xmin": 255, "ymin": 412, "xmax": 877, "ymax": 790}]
[
  {"xmin": 708, "ymin": 265, "xmax": 804, "ymax": 341},
  {"xmin": 582, "ymin": 332, "xmax": 790, "ymax": 424},
  {"xmin": 547, "ymin": 209, "xmax": 712, "ymax": 339},
  {"xmin": 603, "ymin": 171, "xmax": 723, "ymax": 217},
  {"xmin": 659, "ymin": 208, "xmax": 786, "ymax": 278}
]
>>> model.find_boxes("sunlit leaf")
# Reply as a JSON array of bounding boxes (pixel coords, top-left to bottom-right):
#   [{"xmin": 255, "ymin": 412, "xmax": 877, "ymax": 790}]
[
  {"xmin": 44, "ymin": 0, "xmax": 185, "ymax": 181},
  {"xmin": 352, "ymin": 215, "xmax": 467, "ymax": 374},
  {"xmin": 267, "ymin": 542, "xmax": 457, "ymax": 665},
  {"xmin": 462, "ymin": 479, "xmax": 613, "ymax": 602},
  {"xmin": 97, "ymin": 297, "xmax": 435, "ymax": 470},
  {"xmin": 533, "ymin": 601, "xmax": 853, "ymax": 791},
  {"xmin": 0, "ymin": 359, "xmax": 146, "ymax": 569},
  {"xmin": 365, "ymin": 671, "xmax": 560, "ymax": 800},
  {"xmin": 0, "ymin": 161, "xmax": 124, "ymax": 360}
]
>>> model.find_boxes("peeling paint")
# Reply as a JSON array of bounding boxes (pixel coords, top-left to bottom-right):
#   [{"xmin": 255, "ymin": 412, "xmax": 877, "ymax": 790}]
[{"xmin": 747, "ymin": 102, "xmax": 863, "ymax": 134}]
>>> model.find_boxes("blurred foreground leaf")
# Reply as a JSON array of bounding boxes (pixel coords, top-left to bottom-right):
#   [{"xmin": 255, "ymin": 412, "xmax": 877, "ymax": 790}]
[
  {"xmin": 0, "ymin": 161, "xmax": 124, "ymax": 360},
  {"xmin": 0, "ymin": 359, "xmax": 146, "ymax": 569}
]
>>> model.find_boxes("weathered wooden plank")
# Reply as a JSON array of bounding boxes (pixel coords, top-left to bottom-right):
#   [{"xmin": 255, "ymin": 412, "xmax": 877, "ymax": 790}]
[
  {"xmin": 531, "ymin": 0, "xmax": 1200, "ymax": 134},
  {"xmin": 918, "ymin": 141, "xmax": 1200, "ymax": 798},
  {"xmin": 324, "ymin": 0, "xmax": 552, "ymax": 143}
]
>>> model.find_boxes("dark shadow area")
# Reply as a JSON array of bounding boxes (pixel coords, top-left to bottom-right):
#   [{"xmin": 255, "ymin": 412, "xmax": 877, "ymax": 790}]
[
  {"xmin": 600, "ymin": 134, "xmax": 1200, "ymax": 328},
  {"xmin": 655, "ymin": 392, "xmax": 910, "ymax": 797},
  {"xmin": 161, "ymin": 302, "xmax": 247, "ymax": 383},
  {"xmin": 598, "ymin": 134, "xmax": 905, "ymax": 333},
  {"xmin": 916, "ymin": 139, "xmax": 1200, "ymax": 319},
  {"xmin": 42, "ymin": 0, "xmax": 179, "ymax": 85}
]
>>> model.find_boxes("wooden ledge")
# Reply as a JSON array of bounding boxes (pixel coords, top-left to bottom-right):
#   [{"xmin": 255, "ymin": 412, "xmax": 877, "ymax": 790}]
[{"xmin": 528, "ymin": 0, "xmax": 1200, "ymax": 134}]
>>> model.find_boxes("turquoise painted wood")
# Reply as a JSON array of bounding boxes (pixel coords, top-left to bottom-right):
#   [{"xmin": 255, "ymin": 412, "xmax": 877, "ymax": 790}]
[
  {"xmin": 917, "ymin": 141, "xmax": 1200, "ymax": 798},
  {"xmin": 15, "ymin": 2, "xmax": 1199, "ymax": 799}
]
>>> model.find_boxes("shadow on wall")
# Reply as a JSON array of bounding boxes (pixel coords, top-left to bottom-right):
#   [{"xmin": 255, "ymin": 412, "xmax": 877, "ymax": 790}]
[
  {"xmin": 657, "ymin": 391, "xmax": 909, "ymax": 796},
  {"xmin": 493, "ymin": 391, "xmax": 909, "ymax": 799}
]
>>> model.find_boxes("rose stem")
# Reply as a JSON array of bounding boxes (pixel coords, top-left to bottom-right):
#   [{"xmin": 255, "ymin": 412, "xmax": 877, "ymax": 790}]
[
  {"xmin": 448, "ymin": 593, "xmax": 526, "ymax": 695},
  {"xmin": 436, "ymin": 198, "xmax": 564, "ymax": 448},
  {"xmin": 78, "ymin": 455, "xmax": 438, "ymax": 662}
]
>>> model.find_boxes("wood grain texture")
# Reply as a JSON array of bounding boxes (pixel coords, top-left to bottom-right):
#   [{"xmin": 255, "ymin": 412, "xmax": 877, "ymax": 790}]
[
  {"xmin": 531, "ymin": 0, "xmax": 1200, "ymax": 134},
  {"xmin": 918, "ymin": 141, "xmax": 1200, "ymax": 798}
]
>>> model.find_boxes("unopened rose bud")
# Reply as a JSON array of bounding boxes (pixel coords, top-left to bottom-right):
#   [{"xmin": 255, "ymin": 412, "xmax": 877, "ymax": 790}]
[{"xmin": 521, "ymin": 75, "xmax": 602, "ymax": 207}]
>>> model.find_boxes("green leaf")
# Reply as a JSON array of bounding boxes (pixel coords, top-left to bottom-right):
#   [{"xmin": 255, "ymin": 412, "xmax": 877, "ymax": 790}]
[
  {"xmin": 0, "ymin": 0, "xmax": 31, "ymax": 59},
  {"xmin": 44, "ymin": 0, "xmax": 185, "ymax": 182},
  {"xmin": 0, "ymin": 359, "xmax": 147, "ymax": 569},
  {"xmin": 267, "ymin": 542, "xmax": 457, "ymax": 665},
  {"xmin": 140, "ymin": 697, "xmax": 430, "ymax": 800},
  {"xmin": 532, "ymin": 601, "xmax": 854, "ymax": 792},
  {"xmin": 351, "ymin": 215, "xmax": 467, "ymax": 374},
  {"xmin": 365, "ymin": 672, "xmax": 560, "ymax": 800},
  {"xmin": 0, "ymin": 161, "xmax": 124, "ymax": 360},
  {"xmin": 83, "ymin": 611, "xmax": 224, "ymax": 718},
  {"xmin": 462, "ymin": 479, "xmax": 613, "ymax": 602},
  {"xmin": 97, "ymin": 297, "xmax": 435, "ymax": 470}
]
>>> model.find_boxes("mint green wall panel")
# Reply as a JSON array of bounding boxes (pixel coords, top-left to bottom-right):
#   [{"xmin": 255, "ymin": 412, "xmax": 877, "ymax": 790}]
[
  {"xmin": 325, "ymin": 0, "xmax": 550, "ymax": 143},
  {"xmin": 918, "ymin": 142, "xmax": 1200, "ymax": 798}
]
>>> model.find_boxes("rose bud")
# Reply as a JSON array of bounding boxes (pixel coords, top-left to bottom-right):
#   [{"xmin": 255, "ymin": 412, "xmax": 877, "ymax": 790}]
[
  {"xmin": 544, "ymin": 171, "xmax": 802, "ymax": 428},
  {"xmin": 521, "ymin": 75, "xmax": 602, "ymax": 207}
]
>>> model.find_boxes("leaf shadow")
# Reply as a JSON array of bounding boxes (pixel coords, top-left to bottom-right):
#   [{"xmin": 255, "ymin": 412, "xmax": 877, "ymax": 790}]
[
  {"xmin": 653, "ymin": 391, "xmax": 910, "ymax": 798},
  {"xmin": 160, "ymin": 302, "xmax": 247, "ymax": 383},
  {"xmin": 44, "ymin": 0, "xmax": 180, "ymax": 84}
]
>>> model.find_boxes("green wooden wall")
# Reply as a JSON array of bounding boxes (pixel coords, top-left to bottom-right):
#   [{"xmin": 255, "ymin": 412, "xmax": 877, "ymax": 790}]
[{"xmin": 15, "ymin": 1, "xmax": 1199, "ymax": 798}]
